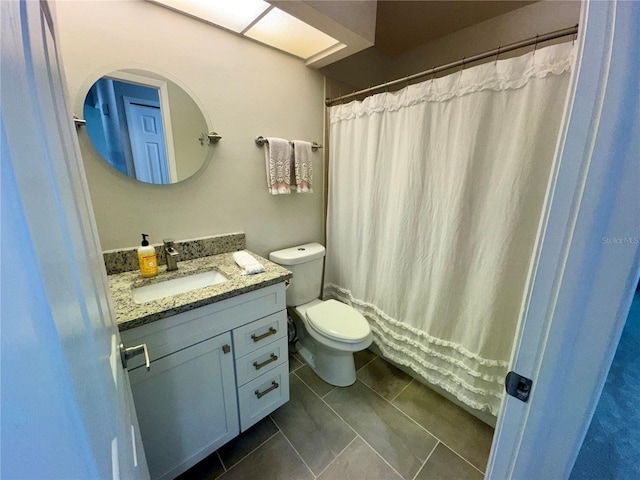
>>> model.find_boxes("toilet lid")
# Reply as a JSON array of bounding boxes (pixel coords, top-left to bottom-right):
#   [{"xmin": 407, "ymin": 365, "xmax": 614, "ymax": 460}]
[{"xmin": 305, "ymin": 300, "xmax": 370, "ymax": 342}]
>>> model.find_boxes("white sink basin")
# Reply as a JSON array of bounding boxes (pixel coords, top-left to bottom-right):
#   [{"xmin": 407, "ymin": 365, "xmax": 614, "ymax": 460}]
[{"xmin": 132, "ymin": 270, "xmax": 228, "ymax": 304}]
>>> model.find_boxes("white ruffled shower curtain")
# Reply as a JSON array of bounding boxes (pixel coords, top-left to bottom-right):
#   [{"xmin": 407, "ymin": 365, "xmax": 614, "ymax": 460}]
[{"xmin": 325, "ymin": 43, "xmax": 575, "ymax": 415}]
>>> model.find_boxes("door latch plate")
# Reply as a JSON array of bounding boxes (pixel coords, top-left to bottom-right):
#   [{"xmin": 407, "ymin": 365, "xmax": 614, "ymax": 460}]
[{"xmin": 505, "ymin": 371, "xmax": 533, "ymax": 402}]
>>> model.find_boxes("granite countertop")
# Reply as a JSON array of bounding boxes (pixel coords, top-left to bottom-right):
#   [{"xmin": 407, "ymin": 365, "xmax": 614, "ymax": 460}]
[{"xmin": 110, "ymin": 251, "xmax": 292, "ymax": 331}]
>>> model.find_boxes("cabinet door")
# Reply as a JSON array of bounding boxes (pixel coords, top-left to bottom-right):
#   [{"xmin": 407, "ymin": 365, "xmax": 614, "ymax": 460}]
[{"xmin": 128, "ymin": 332, "xmax": 238, "ymax": 480}]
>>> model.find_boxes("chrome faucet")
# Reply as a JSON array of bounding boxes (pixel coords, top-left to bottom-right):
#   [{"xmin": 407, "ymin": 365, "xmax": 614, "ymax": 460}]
[{"xmin": 163, "ymin": 239, "xmax": 180, "ymax": 271}]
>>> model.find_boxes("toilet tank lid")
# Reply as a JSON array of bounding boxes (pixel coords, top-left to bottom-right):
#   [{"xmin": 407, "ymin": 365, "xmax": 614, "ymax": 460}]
[{"xmin": 269, "ymin": 243, "xmax": 325, "ymax": 265}]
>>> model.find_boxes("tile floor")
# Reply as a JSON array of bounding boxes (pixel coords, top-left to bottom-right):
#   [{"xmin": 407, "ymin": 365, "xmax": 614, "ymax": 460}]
[{"xmin": 178, "ymin": 349, "xmax": 494, "ymax": 480}]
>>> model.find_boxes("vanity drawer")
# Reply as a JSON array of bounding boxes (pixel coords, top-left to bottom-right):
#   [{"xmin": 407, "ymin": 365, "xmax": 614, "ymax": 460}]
[
  {"xmin": 232, "ymin": 311, "xmax": 286, "ymax": 359},
  {"xmin": 235, "ymin": 336, "xmax": 288, "ymax": 386},
  {"xmin": 238, "ymin": 363, "xmax": 289, "ymax": 432}
]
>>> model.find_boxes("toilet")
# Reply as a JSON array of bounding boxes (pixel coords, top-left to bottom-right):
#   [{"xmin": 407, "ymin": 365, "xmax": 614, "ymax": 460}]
[{"xmin": 269, "ymin": 243, "xmax": 372, "ymax": 387}]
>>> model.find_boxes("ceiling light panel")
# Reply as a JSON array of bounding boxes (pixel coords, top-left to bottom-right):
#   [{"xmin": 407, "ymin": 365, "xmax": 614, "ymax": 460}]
[
  {"xmin": 150, "ymin": 0, "xmax": 270, "ymax": 33},
  {"xmin": 244, "ymin": 7, "xmax": 340, "ymax": 59}
]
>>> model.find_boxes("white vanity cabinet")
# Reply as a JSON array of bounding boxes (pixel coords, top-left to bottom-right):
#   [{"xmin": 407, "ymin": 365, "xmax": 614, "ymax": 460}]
[{"xmin": 120, "ymin": 283, "xmax": 288, "ymax": 480}]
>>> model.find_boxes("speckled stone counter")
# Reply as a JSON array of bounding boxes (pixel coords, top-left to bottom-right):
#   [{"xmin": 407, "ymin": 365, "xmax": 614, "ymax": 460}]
[
  {"xmin": 104, "ymin": 232, "xmax": 246, "ymax": 275},
  {"xmin": 110, "ymin": 251, "xmax": 291, "ymax": 331}
]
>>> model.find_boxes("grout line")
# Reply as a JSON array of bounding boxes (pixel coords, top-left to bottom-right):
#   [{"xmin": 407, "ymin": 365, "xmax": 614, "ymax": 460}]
[
  {"xmin": 217, "ymin": 427, "xmax": 281, "ymax": 474},
  {"xmin": 321, "ymin": 386, "xmax": 336, "ymax": 398},
  {"xmin": 355, "ymin": 352, "xmax": 378, "ymax": 372},
  {"xmin": 269, "ymin": 416, "xmax": 318, "ymax": 479},
  {"xmin": 293, "ymin": 372, "xmax": 359, "ymax": 438},
  {"xmin": 288, "ymin": 355, "xmax": 302, "ymax": 373},
  {"xmin": 357, "ymin": 376, "xmax": 486, "ymax": 473},
  {"xmin": 354, "ymin": 433, "xmax": 407, "ymax": 480},
  {"xmin": 411, "ymin": 441, "xmax": 440, "ymax": 480},
  {"xmin": 454, "ymin": 449, "xmax": 486, "ymax": 476},
  {"xmin": 390, "ymin": 378, "xmax": 414, "ymax": 403},
  {"xmin": 313, "ymin": 435, "xmax": 361, "ymax": 479},
  {"xmin": 216, "ymin": 450, "xmax": 226, "ymax": 472},
  {"xmin": 295, "ymin": 373, "xmax": 412, "ymax": 480},
  {"xmin": 293, "ymin": 369, "xmax": 336, "ymax": 400}
]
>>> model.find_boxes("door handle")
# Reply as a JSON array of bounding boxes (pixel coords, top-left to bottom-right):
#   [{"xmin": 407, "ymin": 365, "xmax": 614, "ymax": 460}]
[{"xmin": 119, "ymin": 342, "xmax": 150, "ymax": 371}]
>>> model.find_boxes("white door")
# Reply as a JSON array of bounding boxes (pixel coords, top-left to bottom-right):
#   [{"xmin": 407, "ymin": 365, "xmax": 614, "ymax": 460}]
[
  {"xmin": 1, "ymin": 1, "xmax": 149, "ymax": 478},
  {"xmin": 488, "ymin": 1, "xmax": 640, "ymax": 478},
  {"xmin": 123, "ymin": 96, "xmax": 170, "ymax": 184}
]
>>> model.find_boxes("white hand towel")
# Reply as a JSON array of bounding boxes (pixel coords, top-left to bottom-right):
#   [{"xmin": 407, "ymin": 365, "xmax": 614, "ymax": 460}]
[
  {"xmin": 265, "ymin": 137, "xmax": 292, "ymax": 195},
  {"xmin": 293, "ymin": 140, "xmax": 313, "ymax": 193},
  {"xmin": 233, "ymin": 251, "xmax": 266, "ymax": 275}
]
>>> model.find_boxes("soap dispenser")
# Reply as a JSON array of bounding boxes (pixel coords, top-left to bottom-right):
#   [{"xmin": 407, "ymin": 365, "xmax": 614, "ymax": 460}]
[{"xmin": 137, "ymin": 233, "xmax": 158, "ymax": 278}]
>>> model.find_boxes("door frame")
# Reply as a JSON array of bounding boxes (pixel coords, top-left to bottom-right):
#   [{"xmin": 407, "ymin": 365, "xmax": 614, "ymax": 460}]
[
  {"xmin": 487, "ymin": 1, "xmax": 640, "ymax": 478},
  {"xmin": 105, "ymin": 70, "xmax": 178, "ymax": 182}
]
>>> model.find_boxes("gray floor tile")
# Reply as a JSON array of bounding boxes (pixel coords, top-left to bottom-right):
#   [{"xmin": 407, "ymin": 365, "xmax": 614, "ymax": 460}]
[
  {"xmin": 175, "ymin": 451, "xmax": 225, "ymax": 480},
  {"xmin": 325, "ymin": 380, "xmax": 438, "ymax": 480},
  {"xmin": 217, "ymin": 416, "xmax": 279, "ymax": 469},
  {"xmin": 217, "ymin": 432, "xmax": 313, "ymax": 480},
  {"xmin": 416, "ymin": 443, "xmax": 484, "ymax": 480},
  {"xmin": 317, "ymin": 437, "xmax": 403, "ymax": 480},
  {"xmin": 392, "ymin": 381, "xmax": 494, "ymax": 472},
  {"xmin": 289, "ymin": 352, "xmax": 303, "ymax": 372},
  {"xmin": 295, "ymin": 364, "xmax": 336, "ymax": 397},
  {"xmin": 354, "ymin": 349, "xmax": 378, "ymax": 371},
  {"xmin": 289, "ymin": 344, "xmax": 307, "ymax": 366},
  {"xmin": 271, "ymin": 374, "xmax": 356, "ymax": 475},
  {"xmin": 357, "ymin": 357, "xmax": 413, "ymax": 400}
]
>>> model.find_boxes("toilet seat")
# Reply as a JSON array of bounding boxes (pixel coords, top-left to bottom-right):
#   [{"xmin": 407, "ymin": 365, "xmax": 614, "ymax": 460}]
[{"xmin": 305, "ymin": 299, "xmax": 370, "ymax": 343}]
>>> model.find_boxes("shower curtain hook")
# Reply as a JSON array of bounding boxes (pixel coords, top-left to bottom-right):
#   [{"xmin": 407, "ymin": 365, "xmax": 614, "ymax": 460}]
[
  {"xmin": 430, "ymin": 66, "xmax": 435, "ymax": 83},
  {"xmin": 572, "ymin": 25, "xmax": 578, "ymax": 45},
  {"xmin": 533, "ymin": 34, "xmax": 540, "ymax": 55},
  {"xmin": 495, "ymin": 46, "xmax": 501, "ymax": 65}
]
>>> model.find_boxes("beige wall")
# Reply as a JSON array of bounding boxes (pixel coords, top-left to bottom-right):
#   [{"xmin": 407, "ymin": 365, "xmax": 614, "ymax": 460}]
[{"xmin": 57, "ymin": 0, "xmax": 325, "ymax": 256}]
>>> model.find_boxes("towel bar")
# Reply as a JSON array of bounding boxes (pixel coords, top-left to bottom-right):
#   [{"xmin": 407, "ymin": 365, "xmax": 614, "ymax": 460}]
[
  {"xmin": 199, "ymin": 132, "xmax": 222, "ymax": 145},
  {"xmin": 255, "ymin": 136, "xmax": 322, "ymax": 151}
]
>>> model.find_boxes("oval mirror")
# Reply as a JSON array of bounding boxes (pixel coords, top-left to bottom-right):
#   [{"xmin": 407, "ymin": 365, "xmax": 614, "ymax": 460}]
[{"xmin": 83, "ymin": 69, "xmax": 210, "ymax": 184}]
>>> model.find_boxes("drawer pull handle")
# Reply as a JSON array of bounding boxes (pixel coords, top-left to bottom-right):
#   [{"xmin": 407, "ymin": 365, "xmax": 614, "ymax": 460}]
[
  {"xmin": 255, "ymin": 381, "xmax": 279, "ymax": 399},
  {"xmin": 253, "ymin": 354, "xmax": 278, "ymax": 370},
  {"xmin": 251, "ymin": 327, "xmax": 277, "ymax": 343}
]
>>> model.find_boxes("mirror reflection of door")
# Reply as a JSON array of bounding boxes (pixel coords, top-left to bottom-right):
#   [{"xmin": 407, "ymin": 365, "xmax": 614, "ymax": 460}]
[
  {"xmin": 84, "ymin": 77, "xmax": 175, "ymax": 184},
  {"xmin": 123, "ymin": 97, "xmax": 169, "ymax": 183}
]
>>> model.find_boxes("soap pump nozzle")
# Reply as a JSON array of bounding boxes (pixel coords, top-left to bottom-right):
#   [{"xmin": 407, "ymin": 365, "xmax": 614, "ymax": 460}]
[{"xmin": 141, "ymin": 233, "xmax": 149, "ymax": 246}]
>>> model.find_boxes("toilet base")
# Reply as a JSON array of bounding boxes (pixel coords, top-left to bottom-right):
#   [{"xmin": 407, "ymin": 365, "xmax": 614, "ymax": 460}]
[{"xmin": 295, "ymin": 339, "xmax": 357, "ymax": 387}]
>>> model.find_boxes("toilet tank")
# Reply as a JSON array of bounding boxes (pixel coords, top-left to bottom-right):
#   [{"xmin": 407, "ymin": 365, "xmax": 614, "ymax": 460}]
[{"xmin": 269, "ymin": 243, "xmax": 325, "ymax": 307}]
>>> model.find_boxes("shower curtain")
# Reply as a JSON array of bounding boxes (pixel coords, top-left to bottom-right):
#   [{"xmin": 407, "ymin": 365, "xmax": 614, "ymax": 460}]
[{"xmin": 325, "ymin": 43, "xmax": 575, "ymax": 415}]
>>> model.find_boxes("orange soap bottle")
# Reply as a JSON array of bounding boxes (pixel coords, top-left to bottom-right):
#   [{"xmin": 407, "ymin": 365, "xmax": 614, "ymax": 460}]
[{"xmin": 137, "ymin": 233, "xmax": 158, "ymax": 278}]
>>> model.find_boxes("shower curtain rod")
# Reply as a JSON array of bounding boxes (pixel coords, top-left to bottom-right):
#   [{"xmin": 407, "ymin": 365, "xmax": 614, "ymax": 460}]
[{"xmin": 325, "ymin": 24, "xmax": 579, "ymax": 106}]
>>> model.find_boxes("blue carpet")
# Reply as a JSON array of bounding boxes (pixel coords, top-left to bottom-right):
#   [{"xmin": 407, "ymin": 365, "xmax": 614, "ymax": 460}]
[{"xmin": 570, "ymin": 290, "xmax": 640, "ymax": 480}]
